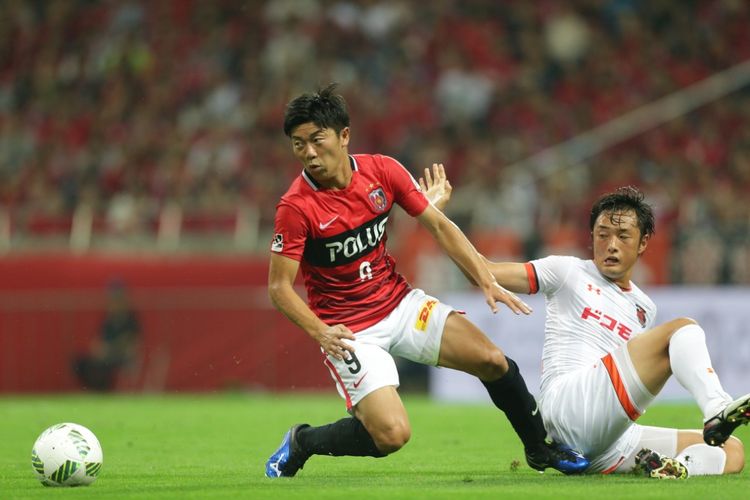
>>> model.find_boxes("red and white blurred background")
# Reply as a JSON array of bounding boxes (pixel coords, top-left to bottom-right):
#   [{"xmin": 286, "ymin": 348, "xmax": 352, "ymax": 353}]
[{"xmin": 2, "ymin": 1, "xmax": 750, "ymax": 396}]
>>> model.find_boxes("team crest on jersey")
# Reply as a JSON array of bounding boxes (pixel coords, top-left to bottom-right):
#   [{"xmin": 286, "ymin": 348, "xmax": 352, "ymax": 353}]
[
  {"xmin": 271, "ymin": 233, "xmax": 284, "ymax": 252},
  {"xmin": 368, "ymin": 187, "xmax": 387, "ymax": 212},
  {"xmin": 635, "ymin": 304, "xmax": 647, "ymax": 328}
]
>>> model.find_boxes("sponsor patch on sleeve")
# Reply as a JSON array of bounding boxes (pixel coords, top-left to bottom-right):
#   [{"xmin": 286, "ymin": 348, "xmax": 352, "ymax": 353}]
[{"xmin": 271, "ymin": 233, "xmax": 284, "ymax": 252}]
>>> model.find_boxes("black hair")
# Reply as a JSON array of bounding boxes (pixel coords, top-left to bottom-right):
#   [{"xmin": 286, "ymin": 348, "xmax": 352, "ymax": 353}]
[
  {"xmin": 283, "ymin": 83, "xmax": 350, "ymax": 137},
  {"xmin": 589, "ymin": 186, "xmax": 655, "ymax": 239}
]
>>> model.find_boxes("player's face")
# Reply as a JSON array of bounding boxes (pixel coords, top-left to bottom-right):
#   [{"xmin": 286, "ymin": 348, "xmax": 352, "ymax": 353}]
[
  {"xmin": 290, "ymin": 122, "xmax": 350, "ymax": 186},
  {"xmin": 591, "ymin": 210, "xmax": 649, "ymax": 286}
]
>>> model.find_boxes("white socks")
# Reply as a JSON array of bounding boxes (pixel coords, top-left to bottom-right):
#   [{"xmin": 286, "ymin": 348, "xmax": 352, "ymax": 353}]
[
  {"xmin": 668, "ymin": 324, "xmax": 732, "ymax": 421},
  {"xmin": 676, "ymin": 444, "xmax": 727, "ymax": 475},
  {"xmin": 621, "ymin": 426, "xmax": 729, "ymax": 476}
]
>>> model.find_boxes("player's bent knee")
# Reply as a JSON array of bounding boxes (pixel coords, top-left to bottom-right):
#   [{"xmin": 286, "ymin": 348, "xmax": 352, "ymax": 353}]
[
  {"xmin": 474, "ymin": 348, "xmax": 508, "ymax": 381},
  {"xmin": 372, "ymin": 422, "xmax": 411, "ymax": 454},
  {"xmin": 723, "ymin": 436, "xmax": 745, "ymax": 474},
  {"xmin": 669, "ymin": 317, "xmax": 698, "ymax": 330}
]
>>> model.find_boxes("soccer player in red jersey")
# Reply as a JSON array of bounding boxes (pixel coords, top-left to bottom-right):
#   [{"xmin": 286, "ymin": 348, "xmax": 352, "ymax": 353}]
[{"xmin": 264, "ymin": 84, "xmax": 589, "ymax": 478}]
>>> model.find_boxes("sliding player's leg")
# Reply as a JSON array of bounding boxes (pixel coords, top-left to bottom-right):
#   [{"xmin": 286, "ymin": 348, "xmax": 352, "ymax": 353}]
[
  {"xmin": 674, "ymin": 429, "xmax": 744, "ymax": 474},
  {"xmin": 614, "ymin": 425, "xmax": 744, "ymax": 478},
  {"xmin": 625, "ymin": 317, "xmax": 748, "ymax": 445}
]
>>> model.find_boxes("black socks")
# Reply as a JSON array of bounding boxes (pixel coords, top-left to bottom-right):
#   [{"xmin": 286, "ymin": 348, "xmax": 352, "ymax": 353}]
[
  {"xmin": 297, "ymin": 417, "xmax": 385, "ymax": 458},
  {"xmin": 481, "ymin": 356, "xmax": 547, "ymax": 452},
  {"xmin": 296, "ymin": 358, "xmax": 544, "ymax": 459}
]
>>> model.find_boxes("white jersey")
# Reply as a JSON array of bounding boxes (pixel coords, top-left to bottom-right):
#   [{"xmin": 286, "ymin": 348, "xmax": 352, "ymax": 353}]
[{"xmin": 527, "ymin": 256, "xmax": 657, "ymax": 394}]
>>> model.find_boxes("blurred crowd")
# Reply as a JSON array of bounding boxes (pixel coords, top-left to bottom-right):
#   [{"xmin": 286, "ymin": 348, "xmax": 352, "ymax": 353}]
[{"xmin": 2, "ymin": 0, "xmax": 750, "ymax": 283}]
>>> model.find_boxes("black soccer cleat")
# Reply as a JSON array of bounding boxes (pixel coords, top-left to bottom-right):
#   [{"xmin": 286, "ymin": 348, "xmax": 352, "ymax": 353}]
[
  {"xmin": 525, "ymin": 441, "xmax": 589, "ymax": 475},
  {"xmin": 634, "ymin": 448, "xmax": 688, "ymax": 479},
  {"xmin": 703, "ymin": 393, "xmax": 750, "ymax": 446},
  {"xmin": 265, "ymin": 424, "xmax": 310, "ymax": 478}
]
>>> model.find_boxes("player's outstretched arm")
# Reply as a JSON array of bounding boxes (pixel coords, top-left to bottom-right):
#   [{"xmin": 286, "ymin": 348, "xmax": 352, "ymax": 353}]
[
  {"xmin": 417, "ymin": 166, "xmax": 531, "ymax": 295},
  {"xmin": 416, "ymin": 205, "xmax": 531, "ymax": 315},
  {"xmin": 484, "ymin": 260, "xmax": 533, "ymax": 294},
  {"xmin": 418, "ymin": 163, "xmax": 452, "ymax": 211},
  {"xmin": 268, "ymin": 253, "xmax": 355, "ymax": 360}
]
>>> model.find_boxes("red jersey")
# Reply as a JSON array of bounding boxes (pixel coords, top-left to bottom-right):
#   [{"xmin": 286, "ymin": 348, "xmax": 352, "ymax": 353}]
[{"xmin": 271, "ymin": 154, "xmax": 429, "ymax": 332}]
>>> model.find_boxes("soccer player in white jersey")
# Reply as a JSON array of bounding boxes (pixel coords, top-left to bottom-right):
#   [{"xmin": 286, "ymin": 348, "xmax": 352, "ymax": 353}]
[{"xmin": 429, "ymin": 182, "xmax": 748, "ymax": 478}]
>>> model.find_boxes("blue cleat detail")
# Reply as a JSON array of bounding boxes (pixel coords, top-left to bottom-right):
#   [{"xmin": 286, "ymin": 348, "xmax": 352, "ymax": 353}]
[
  {"xmin": 265, "ymin": 424, "xmax": 310, "ymax": 478},
  {"xmin": 525, "ymin": 442, "xmax": 589, "ymax": 475}
]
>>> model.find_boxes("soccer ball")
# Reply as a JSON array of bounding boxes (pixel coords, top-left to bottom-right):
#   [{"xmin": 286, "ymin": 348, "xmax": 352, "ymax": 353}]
[{"xmin": 31, "ymin": 422, "xmax": 103, "ymax": 487}]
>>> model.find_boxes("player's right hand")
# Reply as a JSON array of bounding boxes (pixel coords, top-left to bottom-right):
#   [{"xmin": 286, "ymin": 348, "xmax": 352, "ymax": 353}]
[
  {"xmin": 315, "ymin": 324, "xmax": 356, "ymax": 360},
  {"xmin": 482, "ymin": 281, "xmax": 532, "ymax": 316}
]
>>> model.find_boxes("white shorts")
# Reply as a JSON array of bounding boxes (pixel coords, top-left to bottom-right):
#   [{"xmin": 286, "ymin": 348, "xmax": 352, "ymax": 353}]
[
  {"xmin": 323, "ymin": 288, "xmax": 454, "ymax": 411},
  {"xmin": 538, "ymin": 343, "xmax": 657, "ymax": 473}
]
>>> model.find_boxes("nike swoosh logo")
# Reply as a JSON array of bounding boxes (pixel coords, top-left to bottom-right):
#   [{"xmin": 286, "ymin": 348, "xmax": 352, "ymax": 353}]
[
  {"xmin": 531, "ymin": 404, "xmax": 539, "ymax": 416},
  {"xmin": 319, "ymin": 215, "xmax": 339, "ymax": 230},
  {"xmin": 353, "ymin": 372, "xmax": 368, "ymax": 389}
]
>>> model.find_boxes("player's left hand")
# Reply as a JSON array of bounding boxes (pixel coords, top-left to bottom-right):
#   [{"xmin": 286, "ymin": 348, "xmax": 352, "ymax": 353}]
[
  {"xmin": 419, "ymin": 163, "xmax": 452, "ymax": 211},
  {"xmin": 482, "ymin": 281, "xmax": 532, "ymax": 315}
]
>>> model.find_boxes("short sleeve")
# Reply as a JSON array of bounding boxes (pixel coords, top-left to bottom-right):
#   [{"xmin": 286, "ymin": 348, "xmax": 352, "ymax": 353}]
[
  {"xmin": 381, "ymin": 156, "xmax": 429, "ymax": 216},
  {"xmin": 529, "ymin": 255, "xmax": 577, "ymax": 296},
  {"xmin": 270, "ymin": 202, "xmax": 309, "ymax": 261}
]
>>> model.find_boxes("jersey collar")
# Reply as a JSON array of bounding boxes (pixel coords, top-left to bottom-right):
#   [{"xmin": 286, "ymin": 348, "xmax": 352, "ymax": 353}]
[{"xmin": 301, "ymin": 156, "xmax": 358, "ymax": 191}]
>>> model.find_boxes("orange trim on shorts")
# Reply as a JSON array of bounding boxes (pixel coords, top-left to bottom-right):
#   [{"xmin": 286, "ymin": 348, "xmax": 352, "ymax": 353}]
[
  {"xmin": 323, "ymin": 357, "xmax": 352, "ymax": 411},
  {"xmin": 524, "ymin": 262, "xmax": 539, "ymax": 294},
  {"xmin": 600, "ymin": 456, "xmax": 625, "ymax": 475},
  {"xmin": 602, "ymin": 353, "xmax": 641, "ymax": 421}
]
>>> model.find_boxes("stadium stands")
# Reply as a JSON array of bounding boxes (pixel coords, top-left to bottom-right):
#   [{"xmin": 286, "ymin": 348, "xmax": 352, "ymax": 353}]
[{"xmin": 2, "ymin": 0, "xmax": 750, "ymax": 283}]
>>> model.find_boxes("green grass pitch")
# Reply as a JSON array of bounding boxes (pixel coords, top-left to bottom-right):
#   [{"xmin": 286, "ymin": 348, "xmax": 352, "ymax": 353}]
[{"xmin": 1, "ymin": 393, "xmax": 747, "ymax": 499}]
